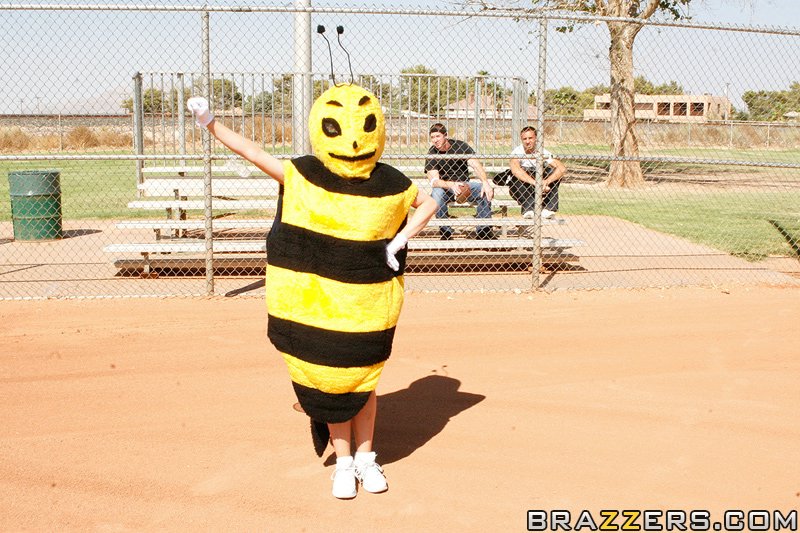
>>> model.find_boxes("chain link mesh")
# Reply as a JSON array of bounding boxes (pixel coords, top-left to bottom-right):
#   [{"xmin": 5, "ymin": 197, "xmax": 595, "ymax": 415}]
[{"xmin": 1, "ymin": 3, "xmax": 798, "ymax": 298}]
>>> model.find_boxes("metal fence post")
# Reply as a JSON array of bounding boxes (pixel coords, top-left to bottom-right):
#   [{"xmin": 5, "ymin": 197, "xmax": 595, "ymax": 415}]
[
  {"xmin": 293, "ymin": 0, "xmax": 312, "ymax": 155},
  {"xmin": 201, "ymin": 10, "xmax": 214, "ymax": 295},
  {"xmin": 729, "ymin": 120, "xmax": 734, "ymax": 147},
  {"xmin": 177, "ymin": 72, "xmax": 186, "ymax": 167},
  {"xmin": 532, "ymin": 16, "xmax": 548, "ymax": 290},
  {"xmin": 132, "ymin": 72, "xmax": 144, "ymax": 195},
  {"xmin": 473, "ymin": 77, "xmax": 480, "ymax": 151},
  {"xmin": 511, "ymin": 77, "xmax": 527, "ymax": 140},
  {"xmin": 58, "ymin": 112, "xmax": 63, "ymax": 152}
]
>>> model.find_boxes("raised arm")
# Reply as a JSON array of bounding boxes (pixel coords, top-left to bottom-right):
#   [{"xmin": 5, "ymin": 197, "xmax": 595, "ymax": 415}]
[{"xmin": 188, "ymin": 97, "xmax": 284, "ymax": 184}]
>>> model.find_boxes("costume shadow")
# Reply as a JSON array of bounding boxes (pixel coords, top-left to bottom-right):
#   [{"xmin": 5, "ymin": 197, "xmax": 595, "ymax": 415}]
[
  {"xmin": 322, "ymin": 374, "xmax": 485, "ymax": 466},
  {"xmin": 224, "ymin": 278, "xmax": 265, "ymax": 297}
]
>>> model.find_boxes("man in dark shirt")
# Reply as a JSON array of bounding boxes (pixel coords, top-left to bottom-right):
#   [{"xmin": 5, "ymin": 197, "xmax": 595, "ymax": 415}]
[{"xmin": 424, "ymin": 123, "xmax": 495, "ymax": 240}]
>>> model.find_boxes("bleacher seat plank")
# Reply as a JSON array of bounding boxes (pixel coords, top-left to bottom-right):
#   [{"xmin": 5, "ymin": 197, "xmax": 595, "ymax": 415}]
[
  {"xmin": 104, "ymin": 237, "xmax": 583, "ymax": 256},
  {"xmin": 409, "ymin": 237, "xmax": 584, "ymax": 251},
  {"xmin": 116, "ymin": 219, "xmax": 274, "ymax": 230},
  {"xmin": 142, "ymin": 164, "xmax": 266, "ymax": 175},
  {"xmin": 138, "ymin": 178, "xmax": 279, "ymax": 197},
  {"xmin": 104, "ymin": 241, "xmax": 264, "ymax": 254},
  {"xmin": 127, "ymin": 199, "xmax": 278, "ymax": 210},
  {"xmin": 424, "ymin": 217, "xmax": 564, "ymax": 227}
]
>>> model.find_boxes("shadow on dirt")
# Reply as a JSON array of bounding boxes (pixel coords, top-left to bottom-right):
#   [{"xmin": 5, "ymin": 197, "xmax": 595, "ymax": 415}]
[
  {"xmin": 62, "ymin": 229, "xmax": 102, "ymax": 239},
  {"xmin": 321, "ymin": 373, "xmax": 485, "ymax": 467}
]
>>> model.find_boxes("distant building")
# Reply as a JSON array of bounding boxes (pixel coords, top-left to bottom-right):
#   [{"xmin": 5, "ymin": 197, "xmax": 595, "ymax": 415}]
[
  {"xmin": 444, "ymin": 95, "xmax": 537, "ymax": 120},
  {"xmin": 583, "ymin": 94, "xmax": 732, "ymax": 122},
  {"xmin": 397, "ymin": 109, "xmax": 431, "ymax": 118}
]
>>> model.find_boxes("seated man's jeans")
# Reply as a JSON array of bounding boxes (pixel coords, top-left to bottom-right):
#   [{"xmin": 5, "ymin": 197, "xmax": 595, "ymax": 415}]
[
  {"xmin": 431, "ymin": 181, "xmax": 492, "ymax": 235},
  {"xmin": 509, "ymin": 179, "xmax": 560, "ymax": 213}
]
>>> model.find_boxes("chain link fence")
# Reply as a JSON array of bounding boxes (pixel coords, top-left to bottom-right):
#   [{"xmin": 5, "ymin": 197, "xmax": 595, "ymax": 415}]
[{"xmin": 1, "ymin": 3, "xmax": 799, "ymax": 298}]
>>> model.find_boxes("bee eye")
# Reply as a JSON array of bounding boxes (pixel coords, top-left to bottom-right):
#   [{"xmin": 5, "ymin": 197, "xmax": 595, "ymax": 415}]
[
  {"xmin": 363, "ymin": 114, "xmax": 377, "ymax": 133},
  {"xmin": 322, "ymin": 118, "xmax": 342, "ymax": 137}
]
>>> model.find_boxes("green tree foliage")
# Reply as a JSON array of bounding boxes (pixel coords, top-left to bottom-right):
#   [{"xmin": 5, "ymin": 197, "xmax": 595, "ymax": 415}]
[
  {"xmin": 399, "ymin": 65, "xmax": 468, "ymax": 116},
  {"xmin": 209, "ymin": 78, "xmax": 243, "ymax": 110},
  {"xmin": 476, "ymin": 70, "xmax": 508, "ymax": 111},
  {"xmin": 120, "ymin": 87, "xmax": 190, "ymax": 114},
  {"xmin": 634, "ymin": 76, "xmax": 683, "ymax": 95},
  {"xmin": 267, "ymin": 75, "xmax": 332, "ymax": 114},
  {"xmin": 354, "ymin": 74, "xmax": 396, "ymax": 103},
  {"xmin": 269, "ymin": 74, "xmax": 294, "ymax": 113},
  {"xmin": 585, "ymin": 84, "xmax": 611, "ymax": 95},
  {"xmin": 243, "ymin": 91, "xmax": 273, "ymax": 114},
  {"xmin": 542, "ymin": 86, "xmax": 597, "ymax": 116},
  {"xmin": 732, "ymin": 107, "xmax": 751, "ymax": 121},
  {"xmin": 742, "ymin": 82, "xmax": 800, "ymax": 121},
  {"xmin": 126, "ymin": 78, "xmax": 243, "ymax": 112}
]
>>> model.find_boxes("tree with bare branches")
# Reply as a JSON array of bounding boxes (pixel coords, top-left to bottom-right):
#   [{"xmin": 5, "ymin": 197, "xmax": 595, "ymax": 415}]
[
  {"xmin": 472, "ymin": 0, "xmax": 690, "ymax": 187},
  {"xmin": 597, "ymin": 0, "xmax": 690, "ymax": 186}
]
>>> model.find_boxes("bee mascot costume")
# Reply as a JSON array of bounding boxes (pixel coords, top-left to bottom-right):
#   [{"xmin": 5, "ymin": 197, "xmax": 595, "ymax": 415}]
[
  {"xmin": 268, "ymin": 83, "xmax": 418, "ymax": 453},
  {"xmin": 188, "ymin": 53, "xmax": 435, "ymax": 497}
]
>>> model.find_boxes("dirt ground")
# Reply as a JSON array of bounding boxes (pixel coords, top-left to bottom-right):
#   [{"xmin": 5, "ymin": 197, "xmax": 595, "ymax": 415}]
[{"xmin": 1, "ymin": 286, "xmax": 799, "ymax": 532}]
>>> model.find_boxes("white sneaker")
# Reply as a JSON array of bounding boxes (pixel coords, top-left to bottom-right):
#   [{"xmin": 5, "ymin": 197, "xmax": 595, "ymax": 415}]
[
  {"xmin": 331, "ymin": 459, "xmax": 357, "ymax": 499},
  {"xmin": 355, "ymin": 452, "xmax": 388, "ymax": 494},
  {"xmin": 541, "ymin": 208, "xmax": 555, "ymax": 219},
  {"xmin": 522, "ymin": 210, "xmax": 536, "ymax": 219}
]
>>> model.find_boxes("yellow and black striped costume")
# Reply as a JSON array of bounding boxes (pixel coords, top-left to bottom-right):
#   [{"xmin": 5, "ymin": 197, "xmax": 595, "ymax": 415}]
[{"xmin": 266, "ymin": 155, "xmax": 417, "ymax": 438}]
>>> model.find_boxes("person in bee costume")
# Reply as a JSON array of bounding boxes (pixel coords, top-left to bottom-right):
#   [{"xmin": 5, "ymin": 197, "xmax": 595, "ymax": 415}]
[{"xmin": 188, "ymin": 80, "xmax": 436, "ymax": 499}]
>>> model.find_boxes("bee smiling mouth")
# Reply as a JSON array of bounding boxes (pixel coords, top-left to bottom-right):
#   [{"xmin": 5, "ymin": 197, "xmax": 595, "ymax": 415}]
[{"xmin": 329, "ymin": 150, "xmax": 376, "ymax": 162}]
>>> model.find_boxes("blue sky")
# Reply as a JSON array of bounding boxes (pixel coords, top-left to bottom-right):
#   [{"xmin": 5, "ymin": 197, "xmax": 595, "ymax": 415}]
[
  {"xmin": 0, "ymin": 1, "xmax": 797, "ymax": 114},
  {"xmin": 685, "ymin": 0, "xmax": 797, "ymax": 26}
]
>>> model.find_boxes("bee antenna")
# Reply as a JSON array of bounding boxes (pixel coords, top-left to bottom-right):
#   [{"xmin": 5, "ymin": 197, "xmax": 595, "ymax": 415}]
[
  {"xmin": 335, "ymin": 25, "xmax": 354, "ymax": 85},
  {"xmin": 316, "ymin": 25, "xmax": 336, "ymax": 85}
]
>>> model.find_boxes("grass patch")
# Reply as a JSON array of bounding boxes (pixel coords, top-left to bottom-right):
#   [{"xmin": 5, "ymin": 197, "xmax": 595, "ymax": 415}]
[
  {"xmin": 562, "ymin": 186, "xmax": 800, "ymax": 260},
  {"xmin": 0, "ymin": 156, "xmax": 138, "ymax": 220}
]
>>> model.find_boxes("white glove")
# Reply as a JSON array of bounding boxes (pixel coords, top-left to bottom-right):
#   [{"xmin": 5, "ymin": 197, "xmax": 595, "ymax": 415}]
[
  {"xmin": 385, "ymin": 234, "xmax": 408, "ymax": 272},
  {"xmin": 187, "ymin": 97, "xmax": 214, "ymax": 128}
]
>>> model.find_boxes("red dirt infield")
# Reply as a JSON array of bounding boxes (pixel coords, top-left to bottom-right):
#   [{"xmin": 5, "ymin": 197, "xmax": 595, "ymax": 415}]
[{"xmin": 1, "ymin": 286, "xmax": 799, "ymax": 531}]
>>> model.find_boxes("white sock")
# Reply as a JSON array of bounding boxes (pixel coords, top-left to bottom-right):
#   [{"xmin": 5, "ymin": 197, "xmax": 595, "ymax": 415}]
[
  {"xmin": 354, "ymin": 451, "xmax": 376, "ymax": 465},
  {"xmin": 336, "ymin": 456, "xmax": 354, "ymax": 468}
]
